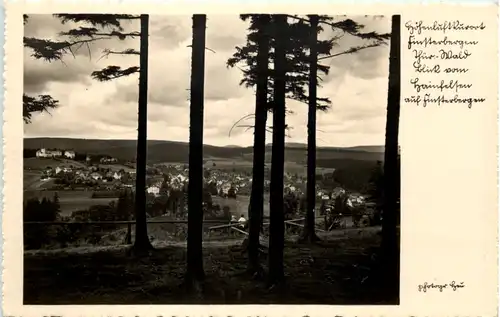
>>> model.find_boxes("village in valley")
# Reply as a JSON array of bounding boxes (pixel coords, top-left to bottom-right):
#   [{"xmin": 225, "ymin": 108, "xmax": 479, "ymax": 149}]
[{"xmin": 24, "ymin": 143, "xmax": 377, "ymax": 249}]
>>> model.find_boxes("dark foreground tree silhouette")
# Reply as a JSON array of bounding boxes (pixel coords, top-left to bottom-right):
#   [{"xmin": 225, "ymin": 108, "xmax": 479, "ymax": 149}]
[
  {"xmin": 227, "ymin": 15, "xmax": 334, "ymax": 272},
  {"xmin": 52, "ymin": 14, "xmax": 153, "ymax": 252},
  {"xmin": 228, "ymin": 15, "xmax": 390, "ymax": 252},
  {"xmin": 244, "ymin": 14, "xmax": 271, "ymax": 276},
  {"xmin": 133, "ymin": 14, "xmax": 154, "ymax": 252},
  {"xmin": 382, "ymin": 14, "xmax": 401, "ymax": 299},
  {"xmin": 290, "ymin": 14, "xmax": 390, "ymax": 243},
  {"xmin": 185, "ymin": 14, "xmax": 207, "ymax": 291},
  {"xmin": 268, "ymin": 14, "xmax": 287, "ymax": 288},
  {"xmin": 299, "ymin": 14, "xmax": 321, "ymax": 243}
]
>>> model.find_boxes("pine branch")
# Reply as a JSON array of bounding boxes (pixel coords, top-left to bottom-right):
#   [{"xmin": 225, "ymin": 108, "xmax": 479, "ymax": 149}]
[
  {"xmin": 54, "ymin": 14, "xmax": 140, "ymax": 31},
  {"xmin": 23, "ymin": 94, "xmax": 59, "ymax": 124},
  {"xmin": 355, "ymin": 31, "xmax": 391, "ymax": 41},
  {"xmin": 228, "ymin": 106, "xmax": 297, "ymax": 137},
  {"xmin": 266, "ymin": 124, "xmax": 292, "ymax": 137},
  {"xmin": 228, "ymin": 15, "xmax": 335, "ymax": 114},
  {"xmin": 318, "ymin": 43, "xmax": 384, "ymax": 61},
  {"xmin": 288, "ymin": 14, "xmax": 390, "ymax": 41},
  {"xmin": 205, "ymin": 47, "xmax": 216, "ymax": 54},
  {"xmin": 91, "ymin": 65, "xmax": 140, "ymax": 81},
  {"xmin": 97, "ymin": 48, "xmax": 140, "ymax": 62},
  {"xmin": 186, "ymin": 44, "xmax": 216, "ymax": 53},
  {"xmin": 61, "ymin": 27, "xmax": 141, "ymax": 40},
  {"xmin": 234, "ymin": 124, "xmax": 292, "ymax": 138},
  {"xmin": 24, "ymin": 36, "xmax": 110, "ymax": 62},
  {"xmin": 24, "ymin": 14, "xmax": 142, "ymax": 63},
  {"xmin": 228, "ymin": 113, "xmax": 256, "ymax": 137}
]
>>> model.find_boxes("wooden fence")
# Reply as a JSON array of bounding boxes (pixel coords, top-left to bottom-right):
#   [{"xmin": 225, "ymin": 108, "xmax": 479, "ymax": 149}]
[
  {"xmin": 23, "ymin": 219, "xmax": 233, "ymax": 245},
  {"xmin": 23, "ymin": 216, "xmax": 329, "ymax": 246}
]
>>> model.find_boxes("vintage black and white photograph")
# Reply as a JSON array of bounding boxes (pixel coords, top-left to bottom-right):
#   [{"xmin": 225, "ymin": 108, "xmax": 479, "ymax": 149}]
[{"xmin": 22, "ymin": 13, "xmax": 401, "ymax": 304}]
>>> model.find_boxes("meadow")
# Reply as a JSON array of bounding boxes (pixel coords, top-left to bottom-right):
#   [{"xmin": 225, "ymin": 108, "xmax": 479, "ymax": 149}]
[
  {"xmin": 24, "ymin": 171, "xmax": 42, "ymax": 187},
  {"xmin": 203, "ymin": 158, "xmax": 316, "ymax": 175},
  {"xmin": 24, "ymin": 157, "xmax": 87, "ymax": 171},
  {"xmin": 23, "ymin": 190, "xmax": 118, "ymax": 217},
  {"xmin": 99, "ymin": 164, "xmax": 135, "ymax": 172}
]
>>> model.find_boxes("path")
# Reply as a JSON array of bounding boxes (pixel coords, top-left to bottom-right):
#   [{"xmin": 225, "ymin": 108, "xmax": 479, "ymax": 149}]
[
  {"xmin": 24, "ymin": 226, "xmax": 382, "ymax": 256},
  {"xmin": 24, "ymin": 239, "xmax": 244, "ymax": 256},
  {"xmin": 24, "ymin": 177, "xmax": 54, "ymax": 191}
]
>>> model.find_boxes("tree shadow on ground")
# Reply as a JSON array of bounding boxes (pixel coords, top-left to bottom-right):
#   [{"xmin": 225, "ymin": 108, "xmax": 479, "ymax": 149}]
[{"xmin": 24, "ymin": 230, "xmax": 398, "ymax": 305}]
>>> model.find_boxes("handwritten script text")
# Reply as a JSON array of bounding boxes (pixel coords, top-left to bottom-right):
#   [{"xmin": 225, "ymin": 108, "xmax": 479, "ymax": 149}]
[
  {"xmin": 418, "ymin": 281, "xmax": 466, "ymax": 292},
  {"xmin": 404, "ymin": 20, "xmax": 487, "ymax": 108}
]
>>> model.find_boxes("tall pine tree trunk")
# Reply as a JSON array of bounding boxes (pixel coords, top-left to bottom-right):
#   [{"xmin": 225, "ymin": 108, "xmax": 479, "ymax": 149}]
[
  {"xmin": 268, "ymin": 14, "xmax": 287, "ymax": 287},
  {"xmin": 300, "ymin": 14, "xmax": 320, "ymax": 243},
  {"xmin": 382, "ymin": 14, "xmax": 401, "ymax": 300},
  {"xmin": 133, "ymin": 14, "xmax": 153, "ymax": 252},
  {"xmin": 186, "ymin": 14, "xmax": 206, "ymax": 287},
  {"xmin": 247, "ymin": 14, "xmax": 270, "ymax": 275}
]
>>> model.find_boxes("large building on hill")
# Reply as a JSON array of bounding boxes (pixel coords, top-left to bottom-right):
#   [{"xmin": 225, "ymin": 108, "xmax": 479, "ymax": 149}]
[
  {"xmin": 36, "ymin": 148, "xmax": 62, "ymax": 158},
  {"xmin": 100, "ymin": 156, "xmax": 118, "ymax": 163},
  {"xmin": 36, "ymin": 148, "xmax": 76, "ymax": 159}
]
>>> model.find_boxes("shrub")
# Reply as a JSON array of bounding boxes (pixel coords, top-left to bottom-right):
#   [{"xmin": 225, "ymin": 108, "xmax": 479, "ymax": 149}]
[{"xmin": 23, "ymin": 194, "xmax": 61, "ymax": 249}]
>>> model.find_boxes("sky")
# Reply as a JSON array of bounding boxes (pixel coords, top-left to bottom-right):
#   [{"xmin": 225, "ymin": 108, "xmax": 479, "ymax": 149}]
[{"xmin": 23, "ymin": 14, "xmax": 391, "ymax": 147}]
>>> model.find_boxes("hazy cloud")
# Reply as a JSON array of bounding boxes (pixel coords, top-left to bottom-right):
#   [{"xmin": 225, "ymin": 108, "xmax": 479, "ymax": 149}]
[{"xmin": 24, "ymin": 14, "xmax": 391, "ymax": 147}]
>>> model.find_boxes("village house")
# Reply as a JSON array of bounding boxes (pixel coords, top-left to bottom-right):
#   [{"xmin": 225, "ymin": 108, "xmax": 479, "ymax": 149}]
[
  {"xmin": 36, "ymin": 148, "xmax": 62, "ymax": 158},
  {"xmin": 220, "ymin": 183, "xmax": 232, "ymax": 196},
  {"xmin": 75, "ymin": 170, "xmax": 86, "ymax": 177},
  {"xmin": 90, "ymin": 172, "xmax": 103, "ymax": 181},
  {"xmin": 147, "ymin": 185, "xmax": 160, "ymax": 196},
  {"xmin": 113, "ymin": 171, "xmax": 122, "ymax": 180},
  {"xmin": 64, "ymin": 150, "xmax": 76, "ymax": 159},
  {"xmin": 41, "ymin": 166, "xmax": 54, "ymax": 178},
  {"xmin": 75, "ymin": 170, "xmax": 89, "ymax": 182},
  {"xmin": 105, "ymin": 171, "xmax": 114, "ymax": 179},
  {"xmin": 331, "ymin": 187, "xmax": 346, "ymax": 198},
  {"xmin": 63, "ymin": 167, "xmax": 72, "ymax": 173},
  {"xmin": 347, "ymin": 193, "xmax": 365, "ymax": 206}
]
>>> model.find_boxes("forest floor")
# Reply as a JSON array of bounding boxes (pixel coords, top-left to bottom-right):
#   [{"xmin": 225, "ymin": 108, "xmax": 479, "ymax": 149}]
[{"xmin": 24, "ymin": 227, "xmax": 398, "ymax": 305}]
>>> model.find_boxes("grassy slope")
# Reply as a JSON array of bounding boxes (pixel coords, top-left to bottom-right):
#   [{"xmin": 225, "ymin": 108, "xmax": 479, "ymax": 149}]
[
  {"xmin": 24, "ymin": 230, "xmax": 397, "ymax": 305},
  {"xmin": 23, "ymin": 190, "xmax": 118, "ymax": 216},
  {"xmin": 24, "ymin": 157, "xmax": 87, "ymax": 170}
]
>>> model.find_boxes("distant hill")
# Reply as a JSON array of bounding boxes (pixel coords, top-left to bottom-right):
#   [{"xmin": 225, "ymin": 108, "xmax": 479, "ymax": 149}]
[
  {"xmin": 343, "ymin": 145, "xmax": 385, "ymax": 152},
  {"xmin": 24, "ymin": 137, "xmax": 384, "ymax": 166}
]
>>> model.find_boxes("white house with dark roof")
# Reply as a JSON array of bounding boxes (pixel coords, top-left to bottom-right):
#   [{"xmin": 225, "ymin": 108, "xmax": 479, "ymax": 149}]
[{"xmin": 64, "ymin": 150, "xmax": 76, "ymax": 159}]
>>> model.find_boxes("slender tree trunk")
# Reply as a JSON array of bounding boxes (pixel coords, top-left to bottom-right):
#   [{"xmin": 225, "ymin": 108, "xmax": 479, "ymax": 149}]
[
  {"xmin": 247, "ymin": 14, "xmax": 270, "ymax": 275},
  {"xmin": 133, "ymin": 14, "xmax": 153, "ymax": 252},
  {"xmin": 268, "ymin": 14, "xmax": 287, "ymax": 287},
  {"xmin": 300, "ymin": 14, "xmax": 320, "ymax": 243},
  {"xmin": 382, "ymin": 14, "xmax": 401, "ymax": 300},
  {"xmin": 186, "ymin": 14, "xmax": 206, "ymax": 287}
]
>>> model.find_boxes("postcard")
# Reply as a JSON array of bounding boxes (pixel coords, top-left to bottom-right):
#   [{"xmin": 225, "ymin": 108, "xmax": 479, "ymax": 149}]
[{"xmin": 2, "ymin": 2, "xmax": 498, "ymax": 316}]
